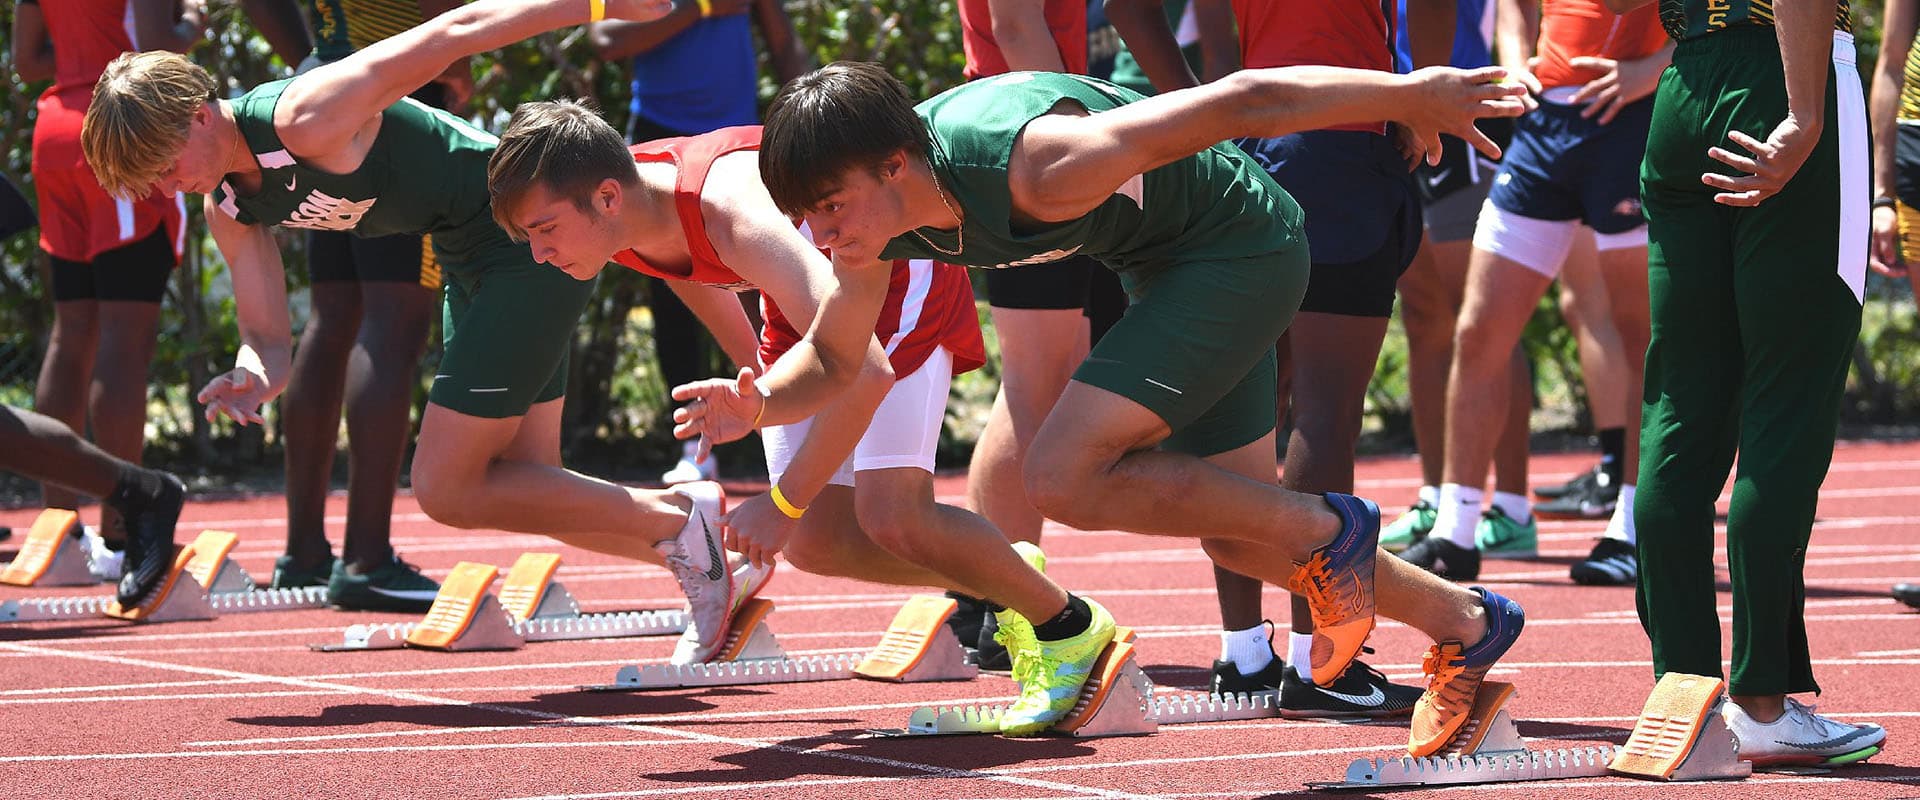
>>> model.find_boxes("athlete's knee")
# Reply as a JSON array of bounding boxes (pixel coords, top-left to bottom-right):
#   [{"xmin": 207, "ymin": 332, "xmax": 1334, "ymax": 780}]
[
  {"xmin": 852, "ymin": 494, "xmax": 935, "ymax": 562},
  {"xmin": 410, "ymin": 458, "xmax": 485, "ymax": 529},
  {"xmin": 1022, "ymin": 461, "xmax": 1102, "ymax": 530},
  {"xmin": 782, "ymin": 524, "xmax": 857, "ymax": 577}
]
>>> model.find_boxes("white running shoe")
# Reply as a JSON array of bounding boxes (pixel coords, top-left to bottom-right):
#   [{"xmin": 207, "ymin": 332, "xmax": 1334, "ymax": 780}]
[
  {"xmin": 85, "ymin": 528, "xmax": 123, "ymax": 581},
  {"xmin": 731, "ymin": 556, "xmax": 777, "ymax": 612},
  {"xmin": 1724, "ymin": 696, "xmax": 1886, "ymax": 766},
  {"xmin": 661, "ymin": 481, "xmax": 736, "ymax": 665},
  {"xmin": 660, "ymin": 440, "xmax": 717, "ymax": 485}
]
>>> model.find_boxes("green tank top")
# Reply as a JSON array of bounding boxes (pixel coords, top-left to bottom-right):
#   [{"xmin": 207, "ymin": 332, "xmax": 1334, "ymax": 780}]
[
  {"xmin": 877, "ymin": 72, "xmax": 1303, "ymax": 285},
  {"xmin": 305, "ymin": 0, "xmax": 425, "ymax": 62},
  {"xmin": 1659, "ymin": 0, "xmax": 1850, "ymax": 42},
  {"xmin": 210, "ymin": 79, "xmax": 510, "ymax": 270}
]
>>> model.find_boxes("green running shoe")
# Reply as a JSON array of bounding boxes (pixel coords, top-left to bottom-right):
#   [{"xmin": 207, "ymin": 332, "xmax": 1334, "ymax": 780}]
[
  {"xmin": 999, "ymin": 597, "xmax": 1118, "ymax": 736},
  {"xmin": 1381, "ymin": 500, "xmax": 1437, "ymax": 553},
  {"xmin": 1474, "ymin": 506, "xmax": 1538, "ymax": 558},
  {"xmin": 327, "ymin": 555, "xmax": 441, "ymax": 612},
  {"xmin": 270, "ymin": 554, "xmax": 336, "ymax": 589}
]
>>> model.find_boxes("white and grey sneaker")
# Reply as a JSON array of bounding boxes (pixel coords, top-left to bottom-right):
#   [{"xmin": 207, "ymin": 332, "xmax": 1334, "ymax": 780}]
[
  {"xmin": 1724, "ymin": 696, "xmax": 1886, "ymax": 767},
  {"xmin": 85, "ymin": 527, "xmax": 124, "ymax": 582},
  {"xmin": 661, "ymin": 481, "xmax": 736, "ymax": 665}
]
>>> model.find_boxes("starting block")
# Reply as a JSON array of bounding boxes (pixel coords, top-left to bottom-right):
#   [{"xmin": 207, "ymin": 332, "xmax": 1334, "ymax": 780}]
[
  {"xmin": 1309, "ymin": 682, "xmax": 1618, "ymax": 789},
  {"xmin": 591, "ymin": 594, "xmax": 979, "ymax": 690},
  {"xmin": 0, "ymin": 510, "xmax": 96, "ymax": 587},
  {"xmin": 882, "ymin": 627, "xmax": 1163, "ymax": 738},
  {"xmin": 1, "ymin": 530, "xmax": 328, "ymax": 623},
  {"xmin": 1609, "ymin": 672, "xmax": 1752, "ymax": 782},
  {"xmin": 312, "ymin": 553, "xmax": 688, "ymax": 652}
]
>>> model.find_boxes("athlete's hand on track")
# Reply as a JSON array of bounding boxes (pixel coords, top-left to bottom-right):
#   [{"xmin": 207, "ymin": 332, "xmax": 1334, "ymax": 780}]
[
  {"xmin": 671, "ymin": 367, "xmax": 767, "ymax": 460},
  {"xmin": 1702, "ymin": 115, "xmax": 1822, "ymax": 207},
  {"xmin": 1871, "ymin": 204, "xmax": 1906, "ymax": 277},
  {"xmin": 607, "ymin": 0, "xmax": 677, "ymax": 22},
  {"xmin": 1403, "ymin": 66, "xmax": 1530, "ymax": 166},
  {"xmin": 721, "ymin": 493, "xmax": 794, "ymax": 571},
  {"xmin": 197, "ymin": 367, "xmax": 274, "ymax": 426},
  {"xmin": 1566, "ymin": 54, "xmax": 1663, "ymax": 125}
]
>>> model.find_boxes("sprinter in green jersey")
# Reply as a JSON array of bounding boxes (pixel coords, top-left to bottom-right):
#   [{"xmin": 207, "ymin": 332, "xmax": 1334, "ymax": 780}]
[
  {"xmin": 676, "ymin": 61, "xmax": 1532, "ymax": 756},
  {"xmin": 78, "ymin": 0, "xmax": 775, "ymax": 664}
]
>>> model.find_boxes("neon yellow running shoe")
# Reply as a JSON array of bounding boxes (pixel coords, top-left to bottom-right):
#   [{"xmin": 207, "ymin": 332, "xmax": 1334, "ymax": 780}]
[{"xmin": 999, "ymin": 597, "xmax": 1118, "ymax": 736}]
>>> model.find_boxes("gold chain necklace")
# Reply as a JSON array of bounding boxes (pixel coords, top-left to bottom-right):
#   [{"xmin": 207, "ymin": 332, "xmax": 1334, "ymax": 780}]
[{"xmin": 912, "ymin": 155, "xmax": 964, "ymax": 257}]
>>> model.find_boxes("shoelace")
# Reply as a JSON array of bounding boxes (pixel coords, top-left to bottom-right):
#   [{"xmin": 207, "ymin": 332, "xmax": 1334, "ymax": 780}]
[
  {"xmin": 1420, "ymin": 645, "xmax": 1470, "ymax": 703},
  {"xmin": 1296, "ymin": 553, "xmax": 1358, "ymax": 626}
]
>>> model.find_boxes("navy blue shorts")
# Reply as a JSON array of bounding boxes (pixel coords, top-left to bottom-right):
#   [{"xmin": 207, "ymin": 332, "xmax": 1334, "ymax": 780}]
[
  {"xmin": 1487, "ymin": 95, "xmax": 1652, "ymax": 234},
  {"xmin": 1235, "ymin": 129, "xmax": 1421, "ymax": 318}
]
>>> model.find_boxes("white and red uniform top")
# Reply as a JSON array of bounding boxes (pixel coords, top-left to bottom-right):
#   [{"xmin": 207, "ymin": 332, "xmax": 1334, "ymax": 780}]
[
  {"xmin": 611, "ymin": 126, "xmax": 986, "ymax": 380},
  {"xmin": 27, "ymin": 0, "xmax": 183, "ymax": 262},
  {"xmin": 1231, "ymin": 0, "xmax": 1394, "ymax": 134}
]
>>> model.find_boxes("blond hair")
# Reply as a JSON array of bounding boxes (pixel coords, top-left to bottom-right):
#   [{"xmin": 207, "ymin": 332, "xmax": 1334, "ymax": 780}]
[
  {"xmin": 487, "ymin": 99, "xmax": 637, "ymax": 240},
  {"xmin": 82, "ymin": 52, "xmax": 219, "ymax": 199}
]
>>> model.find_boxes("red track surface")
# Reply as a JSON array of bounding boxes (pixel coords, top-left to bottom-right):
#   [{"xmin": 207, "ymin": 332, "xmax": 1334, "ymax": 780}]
[{"xmin": 3, "ymin": 443, "xmax": 1918, "ymax": 799}]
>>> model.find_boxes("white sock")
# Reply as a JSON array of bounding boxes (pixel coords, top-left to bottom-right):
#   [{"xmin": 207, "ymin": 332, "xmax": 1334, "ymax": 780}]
[
  {"xmin": 1491, "ymin": 491, "xmax": 1532, "ymax": 523},
  {"xmin": 1219, "ymin": 623, "xmax": 1273, "ymax": 675},
  {"xmin": 1605, "ymin": 484, "xmax": 1638, "ymax": 544},
  {"xmin": 1418, "ymin": 484, "xmax": 1440, "ymax": 506},
  {"xmin": 1436, "ymin": 483, "xmax": 1483, "ymax": 549},
  {"xmin": 1287, "ymin": 631, "xmax": 1313, "ymax": 673}
]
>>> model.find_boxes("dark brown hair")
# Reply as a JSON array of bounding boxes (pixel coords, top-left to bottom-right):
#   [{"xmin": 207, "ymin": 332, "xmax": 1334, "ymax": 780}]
[
  {"xmin": 760, "ymin": 61, "xmax": 931, "ymax": 217},
  {"xmin": 487, "ymin": 99, "xmax": 638, "ymax": 239}
]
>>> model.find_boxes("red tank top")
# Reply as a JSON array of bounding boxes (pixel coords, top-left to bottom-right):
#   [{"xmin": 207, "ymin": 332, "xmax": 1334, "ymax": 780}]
[
  {"xmin": 959, "ymin": 0, "xmax": 1088, "ymax": 79},
  {"xmin": 37, "ymin": 0, "xmax": 137, "ymax": 101},
  {"xmin": 611, "ymin": 127, "xmax": 985, "ymax": 379},
  {"xmin": 1232, "ymin": 0, "xmax": 1392, "ymax": 133},
  {"xmin": 1532, "ymin": 0, "xmax": 1669, "ymax": 91}
]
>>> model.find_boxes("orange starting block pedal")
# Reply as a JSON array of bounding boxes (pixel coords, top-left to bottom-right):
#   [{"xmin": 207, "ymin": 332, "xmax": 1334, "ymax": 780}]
[
  {"xmin": 104, "ymin": 543, "xmax": 214, "ymax": 623},
  {"xmin": 404, "ymin": 562, "xmax": 523, "ymax": 651},
  {"xmin": 595, "ymin": 593, "xmax": 981, "ymax": 691},
  {"xmin": 4, "ymin": 529, "xmax": 328, "ymax": 623},
  {"xmin": 0, "ymin": 509, "xmax": 95, "ymax": 587},
  {"xmin": 1309, "ymin": 681, "xmax": 1619, "ymax": 789},
  {"xmin": 1609, "ymin": 672, "xmax": 1751, "ymax": 782},
  {"xmin": 313, "ymin": 553, "xmax": 687, "ymax": 652}
]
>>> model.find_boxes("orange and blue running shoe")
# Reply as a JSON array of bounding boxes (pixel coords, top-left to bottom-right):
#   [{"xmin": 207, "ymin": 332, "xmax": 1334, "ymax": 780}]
[
  {"xmin": 1286, "ymin": 493, "xmax": 1381, "ymax": 687},
  {"xmin": 1409, "ymin": 587, "xmax": 1526, "ymax": 756}
]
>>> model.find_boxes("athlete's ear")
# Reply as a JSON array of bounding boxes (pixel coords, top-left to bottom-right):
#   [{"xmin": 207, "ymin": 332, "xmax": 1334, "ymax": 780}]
[
  {"xmin": 876, "ymin": 150, "xmax": 908, "ymax": 182},
  {"xmin": 595, "ymin": 177, "xmax": 622, "ymax": 216}
]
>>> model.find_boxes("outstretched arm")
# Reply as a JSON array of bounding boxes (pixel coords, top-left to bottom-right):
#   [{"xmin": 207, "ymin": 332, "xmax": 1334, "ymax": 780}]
[
  {"xmin": 1105, "ymin": 0, "xmax": 1201, "ymax": 92},
  {"xmin": 235, "ymin": 0, "xmax": 315, "ymax": 67},
  {"xmin": 277, "ymin": 0, "xmax": 672, "ymax": 156},
  {"xmin": 199, "ymin": 195, "xmax": 294, "ymax": 425},
  {"xmin": 1009, "ymin": 65, "xmax": 1528, "ymax": 222}
]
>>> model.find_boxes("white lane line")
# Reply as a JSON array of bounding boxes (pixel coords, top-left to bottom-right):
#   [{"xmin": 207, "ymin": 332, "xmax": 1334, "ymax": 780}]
[
  {"xmin": 0, "ymin": 641, "xmax": 1147, "ymax": 800},
  {"xmin": 0, "ymin": 738, "xmax": 743, "ymax": 762}
]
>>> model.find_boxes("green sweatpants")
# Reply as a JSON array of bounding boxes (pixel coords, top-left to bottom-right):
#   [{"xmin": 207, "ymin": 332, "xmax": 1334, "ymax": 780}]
[{"xmin": 1635, "ymin": 25, "xmax": 1867, "ymax": 697}]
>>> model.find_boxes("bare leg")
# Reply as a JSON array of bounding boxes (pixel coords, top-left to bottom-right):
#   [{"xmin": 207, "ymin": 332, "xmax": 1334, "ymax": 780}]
[
  {"xmin": 282, "ymin": 282, "xmax": 360, "ymax": 568},
  {"xmin": 966, "ymin": 307, "xmax": 1088, "ymax": 545},
  {"xmin": 1442, "ymin": 251, "xmax": 1554, "ymax": 490},
  {"xmin": 88, "ymin": 300, "xmax": 161, "ymax": 540},
  {"xmin": 1558, "ymin": 231, "xmax": 1629, "ymax": 432},
  {"xmin": 1596, "ymin": 244, "xmax": 1651, "ymax": 485},
  {"xmin": 1398, "ymin": 236, "xmax": 1472, "ymax": 489},
  {"xmin": 854, "ymin": 468, "xmax": 1067, "ymax": 621},
  {"xmin": 35, "ymin": 298, "xmax": 99, "ymax": 517},
  {"xmin": 339, "ymin": 284, "xmax": 435, "ymax": 571},
  {"xmin": 0, "ymin": 405, "xmax": 124, "ymax": 497}
]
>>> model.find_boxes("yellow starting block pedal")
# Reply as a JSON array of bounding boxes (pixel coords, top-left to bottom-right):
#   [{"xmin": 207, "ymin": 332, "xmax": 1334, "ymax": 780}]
[
  {"xmin": 593, "ymin": 594, "xmax": 979, "ymax": 691},
  {"xmin": 1609, "ymin": 672, "xmax": 1751, "ymax": 782},
  {"xmin": 404, "ymin": 562, "xmax": 524, "ymax": 651},
  {"xmin": 0, "ymin": 509, "xmax": 95, "ymax": 587},
  {"xmin": 1308, "ymin": 681, "xmax": 1619, "ymax": 790},
  {"xmin": 888, "ymin": 627, "xmax": 1158, "ymax": 738},
  {"xmin": 313, "ymin": 553, "xmax": 688, "ymax": 652}
]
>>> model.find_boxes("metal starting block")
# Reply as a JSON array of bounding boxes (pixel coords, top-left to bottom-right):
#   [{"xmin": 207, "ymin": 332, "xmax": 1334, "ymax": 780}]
[
  {"xmin": 879, "ymin": 627, "xmax": 1158, "ymax": 738},
  {"xmin": 0, "ymin": 509, "xmax": 97, "ymax": 587},
  {"xmin": 311, "ymin": 553, "xmax": 688, "ymax": 652},
  {"xmin": 1, "ymin": 530, "xmax": 327, "ymax": 623},
  {"xmin": 590, "ymin": 594, "xmax": 979, "ymax": 691},
  {"xmin": 1608, "ymin": 672, "xmax": 1752, "ymax": 782},
  {"xmin": 1309, "ymin": 682, "xmax": 1618, "ymax": 790}
]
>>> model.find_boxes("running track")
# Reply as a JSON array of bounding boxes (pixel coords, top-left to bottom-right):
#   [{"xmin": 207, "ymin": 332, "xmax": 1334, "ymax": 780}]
[{"xmin": 3, "ymin": 443, "xmax": 1919, "ymax": 799}]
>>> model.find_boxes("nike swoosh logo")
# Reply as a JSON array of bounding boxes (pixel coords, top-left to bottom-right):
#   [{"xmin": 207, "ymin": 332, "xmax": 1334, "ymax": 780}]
[
  {"xmin": 1424, "ymin": 167, "xmax": 1452, "ymax": 190},
  {"xmin": 1778, "ymin": 727, "xmax": 1881, "ymax": 750},
  {"xmin": 367, "ymin": 585, "xmax": 440, "ymax": 600},
  {"xmin": 286, "ymin": 177, "xmax": 297, "ymax": 191},
  {"xmin": 702, "ymin": 517, "xmax": 725, "ymax": 582},
  {"xmin": 1320, "ymin": 684, "xmax": 1388, "ymax": 706}
]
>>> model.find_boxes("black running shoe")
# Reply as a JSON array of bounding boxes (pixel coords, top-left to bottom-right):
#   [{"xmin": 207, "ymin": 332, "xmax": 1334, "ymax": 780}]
[
  {"xmin": 1279, "ymin": 658, "xmax": 1421, "ymax": 719},
  {"xmin": 1535, "ymin": 470, "xmax": 1618, "ymax": 520},
  {"xmin": 1533, "ymin": 464, "xmax": 1601, "ymax": 500},
  {"xmin": 1397, "ymin": 535, "xmax": 1481, "ymax": 581},
  {"xmin": 943, "ymin": 591, "xmax": 986, "ymax": 645},
  {"xmin": 1211, "ymin": 652, "xmax": 1289, "ymax": 695},
  {"xmin": 115, "ymin": 471, "xmax": 185, "ymax": 607},
  {"xmin": 1893, "ymin": 584, "xmax": 1920, "ymax": 610},
  {"xmin": 1569, "ymin": 537, "xmax": 1638, "ymax": 586}
]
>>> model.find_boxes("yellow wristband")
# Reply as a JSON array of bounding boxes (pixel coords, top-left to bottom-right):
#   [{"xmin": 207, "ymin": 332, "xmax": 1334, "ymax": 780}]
[
  {"xmin": 588, "ymin": 0, "xmax": 605, "ymax": 22},
  {"xmin": 770, "ymin": 485, "xmax": 806, "ymax": 519},
  {"xmin": 695, "ymin": 0, "xmax": 713, "ymax": 17}
]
